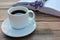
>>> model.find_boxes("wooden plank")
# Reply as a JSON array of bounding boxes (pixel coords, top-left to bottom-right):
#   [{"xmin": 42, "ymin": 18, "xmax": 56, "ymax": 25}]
[
  {"xmin": 0, "ymin": 32, "xmax": 59, "ymax": 40},
  {"xmin": 0, "ymin": 10, "xmax": 8, "ymax": 22},
  {"xmin": 0, "ymin": 22, "xmax": 2, "ymax": 33},
  {"xmin": 0, "ymin": 5, "xmax": 60, "ymax": 40},
  {"xmin": 0, "ymin": 10, "xmax": 60, "ymax": 30},
  {"xmin": 35, "ymin": 12, "xmax": 60, "ymax": 22},
  {"xmin": 0, "ymin": 0, "xmax": 18, "ymax": 8},
  {"xmin": 36, "ymin": 22, "xmax": 60, "ymax": 31},
  {"xmin": 0, "ymin": 2, "xmax": 16, "ymax": 9},
  {"xmin": 0, "ymin": 20, "xmax": 60, "ymax": 39},
  {"xmin": 0, "ymin": 21, "xmax": 60, "ymax": 39},
  {"xmin": 0, "ymin": 0, "xmax": 18, "ymax": 2},
  {"xmin": 0, "ymin": 22, "xmax": 60, "ymax": 40},
  {"xmin": 0, "ymin": 9, "xmax": 60, "ymax": 22}
]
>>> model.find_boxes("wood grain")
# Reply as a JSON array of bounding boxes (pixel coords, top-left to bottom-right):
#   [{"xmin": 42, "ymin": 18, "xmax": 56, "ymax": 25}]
[
  {"xmin": 0, "ymin": 0, "xmax": 18, "ymax": 2},
  {"xmin": 0, "ymin": 2, "xmax": 60, "ymax": 40}
]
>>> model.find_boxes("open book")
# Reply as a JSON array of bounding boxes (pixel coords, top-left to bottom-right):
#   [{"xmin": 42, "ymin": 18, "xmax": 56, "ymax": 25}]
[
  {"xmin": 13, "ymin": 0, "xmax": 60, "ymax": 16},
  {"xmin": 39, "ymin": 0, "xmax": 60, "ymax": 17}
]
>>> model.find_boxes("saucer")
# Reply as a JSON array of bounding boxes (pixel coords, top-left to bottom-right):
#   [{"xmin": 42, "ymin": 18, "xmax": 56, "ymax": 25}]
[{"xmin": 1, "ymin": 18, "xmax": 36, "ymax": 37}]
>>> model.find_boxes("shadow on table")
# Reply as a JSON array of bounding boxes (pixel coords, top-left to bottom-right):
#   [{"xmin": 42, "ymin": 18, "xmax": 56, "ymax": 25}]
[
  {"xmin": 2, "ymin": 29, "xmax": 54, "ymax": 40},
  {"xmin": 3, "ymin": 31, "xmax": 36, "ymax": 40}
]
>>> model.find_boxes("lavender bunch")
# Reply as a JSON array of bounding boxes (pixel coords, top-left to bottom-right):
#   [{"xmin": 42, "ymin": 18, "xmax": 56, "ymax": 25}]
[
  {"xmin": 28, "ymin": 0, "xmax": 44, "ymax": 9},
  {"xmin": 13, "ymin": 0, "xmax": 44, "ymax": 10}
]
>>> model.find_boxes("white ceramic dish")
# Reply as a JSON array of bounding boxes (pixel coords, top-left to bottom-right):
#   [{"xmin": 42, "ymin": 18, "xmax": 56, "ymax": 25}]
[{"xmin": 1, "ymin": 18, "xmax": 36, "ymax": 37}]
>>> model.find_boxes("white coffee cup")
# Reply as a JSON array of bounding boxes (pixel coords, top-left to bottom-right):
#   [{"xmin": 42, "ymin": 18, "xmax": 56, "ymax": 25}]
[{"xmin": 8, "ymin": 6, "xmax": 35, "ymax": 29}]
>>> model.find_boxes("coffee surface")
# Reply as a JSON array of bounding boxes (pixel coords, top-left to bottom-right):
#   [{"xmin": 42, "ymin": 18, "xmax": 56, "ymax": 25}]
[{"xmin": 11, "ymin": 10, "xmax": 26, "ymax": 15}]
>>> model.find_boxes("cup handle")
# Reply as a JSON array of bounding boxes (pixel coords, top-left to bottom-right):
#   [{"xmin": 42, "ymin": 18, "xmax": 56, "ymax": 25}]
[{"xmin": 27, "ymin": 10, "xmax": 35, "ymax": 20}]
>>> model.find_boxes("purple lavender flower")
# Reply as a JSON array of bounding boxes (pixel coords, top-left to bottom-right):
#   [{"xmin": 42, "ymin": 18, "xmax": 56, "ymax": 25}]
[
  {"xmin": 38, "ymin": 1, "xmax": 44, "ymax": 7},
  {"xmin": 35, "ymin": 1, "xmax": 39, "ymax": 9},
  {"xmin": 28, "ymin": 0, "xmax": 44, "ymax": 9}
]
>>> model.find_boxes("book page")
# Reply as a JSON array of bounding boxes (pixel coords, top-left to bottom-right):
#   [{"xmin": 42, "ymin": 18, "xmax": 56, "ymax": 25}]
[{"xmin": 44, "ymin": 0, "xmax": 60, "ymax": 11}]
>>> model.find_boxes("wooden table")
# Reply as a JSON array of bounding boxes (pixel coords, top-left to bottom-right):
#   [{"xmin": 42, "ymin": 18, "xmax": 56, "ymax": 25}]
[{"xmin": 0, "ymin": 1, "xmax": 60, "ymax": 40}]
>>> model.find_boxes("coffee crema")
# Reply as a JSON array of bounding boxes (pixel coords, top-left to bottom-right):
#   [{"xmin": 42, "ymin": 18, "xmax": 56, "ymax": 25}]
[{"xmin": 11, "ymin": 10, "xmax": 26, "ymax": 15}]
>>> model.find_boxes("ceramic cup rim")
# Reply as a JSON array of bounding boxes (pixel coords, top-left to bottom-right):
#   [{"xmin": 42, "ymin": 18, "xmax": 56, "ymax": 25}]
[{"xmin": 8, "ymin": 6, "xmax": 29, "ymax": 16}]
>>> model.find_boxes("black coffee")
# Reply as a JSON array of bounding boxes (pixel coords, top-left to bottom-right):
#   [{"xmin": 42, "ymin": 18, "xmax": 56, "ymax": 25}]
[{"xmin": 11, "ymin": 10, "xmax": 26, "ymax": 15}]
